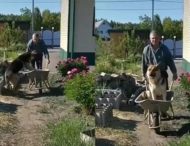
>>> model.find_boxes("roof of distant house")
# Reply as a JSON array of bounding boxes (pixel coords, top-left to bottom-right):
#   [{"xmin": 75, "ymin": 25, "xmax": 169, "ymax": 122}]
[{"xmin": 95, "ymin": 20, "xmax": 111, "ymax": 28}]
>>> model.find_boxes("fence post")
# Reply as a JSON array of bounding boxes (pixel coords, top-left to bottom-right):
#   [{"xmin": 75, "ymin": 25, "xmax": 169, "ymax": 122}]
[
  {"xmin": 41, "ymin": 26, "xmax": 44, "ymax": 39},
  {"xmin": 161, "ymin": 35, "xmax": 164, "ymax": 44},
  {"xmin": 51, "ymin": 27, "xmax": 54, "ymax": 48},
  {"xmin": 173, "ymin": 36, "xmax": 176, "ymax": 58}
]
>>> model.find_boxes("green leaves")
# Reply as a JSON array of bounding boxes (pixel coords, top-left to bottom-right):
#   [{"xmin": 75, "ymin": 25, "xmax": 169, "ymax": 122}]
[{"xmin": 64, "ymin": 73, "xmax": 95, "ymax": 113}]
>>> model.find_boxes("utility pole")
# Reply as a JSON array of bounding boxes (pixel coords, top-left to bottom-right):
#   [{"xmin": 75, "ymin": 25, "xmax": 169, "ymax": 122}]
[
  {"xmin": 32, "ymin": 0, "xmax": 34, "ymax": 34},
  {"xmin": 152, "ymin": 0, "xmax": 154, "ymax": 30}
]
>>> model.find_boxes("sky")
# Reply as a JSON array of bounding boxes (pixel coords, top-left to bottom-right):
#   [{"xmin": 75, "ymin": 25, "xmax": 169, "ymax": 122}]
[{"xmin": 0, "ymin": 0, "xmax": 184, "ymax": 23}]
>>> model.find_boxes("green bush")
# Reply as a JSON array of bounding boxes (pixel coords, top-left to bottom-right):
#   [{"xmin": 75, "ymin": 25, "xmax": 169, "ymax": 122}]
[
  {"xmin": 8, "ymin": 43, "xmax": 26, "ymax": 52},
  {"xmin": 64, "ymin": 73, "xmax": 95, "ymax": 114},
  {"xmin": 95, "ymin": 62, "xmax": 115, "ymax": 74},
  {"xmin": 0, "ymin": 50, "xmax": 23, "ymax": 61},
  {"xmin": 0, "ymin": 23, "xmax": 25, "ymax": 49}
]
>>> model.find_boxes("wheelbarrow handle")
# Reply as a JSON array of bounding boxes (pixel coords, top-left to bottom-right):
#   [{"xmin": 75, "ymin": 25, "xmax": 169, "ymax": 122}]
[{"xmin": 169, "ymin": 80, "xmax": 174, "ymax": 91}]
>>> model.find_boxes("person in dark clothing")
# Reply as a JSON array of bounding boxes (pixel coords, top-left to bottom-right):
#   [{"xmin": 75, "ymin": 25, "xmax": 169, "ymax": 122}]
[
  {"xmin": 142, "ymin": 30, "xmax": 178, "ymax": 89},
  {"xmin": 27, "ymin": 33, "xmax": 50, "ymax": 69}
]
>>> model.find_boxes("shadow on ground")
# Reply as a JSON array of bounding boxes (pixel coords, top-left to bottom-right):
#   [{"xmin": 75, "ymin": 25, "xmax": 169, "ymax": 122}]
[
  {"xmin": 96, "ymin": 138, "xmax": 115, "ymax": 146},
  {"xmin": 1, "ymin": 85, "xmax": 64, "ymax": 100},
  {"xmin": 109, "ymin": 117, "xmax": 138, "ymax": 131},
  {"xmin": 158, "ymin": 116, "xmax": 190, "ymax": 137},
  {"xmin": 0, "ymin": 102, "xmax": 20, "ymax": 113},
  {"xmin": 119, "ymin": 101, "xmax": 144, "ymax": 114}
]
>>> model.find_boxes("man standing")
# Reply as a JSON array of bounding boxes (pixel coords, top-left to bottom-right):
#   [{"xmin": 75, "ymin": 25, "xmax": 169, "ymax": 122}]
[
  {"xmin": 142, "ymin": 30, "xmax": 178, "ymax": 89},
  {"xmin": 27, "ymin": 33, "xmax": 50, "ymax": 69}
]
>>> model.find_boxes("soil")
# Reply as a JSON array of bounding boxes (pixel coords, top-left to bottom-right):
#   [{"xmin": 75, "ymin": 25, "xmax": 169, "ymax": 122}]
[
  {"xmin": 0, "ymin": 80, "xmax": 77, "ymax": 146},
  {"xmin": 96, "ymin": 84, "xmax": 190, "ymax": 146}
]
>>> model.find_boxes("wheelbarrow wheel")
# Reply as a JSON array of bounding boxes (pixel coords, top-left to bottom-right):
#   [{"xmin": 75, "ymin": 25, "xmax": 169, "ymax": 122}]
[{"xmin": 152, "ymin": 112, "xmax": 160, "ymax": 133}]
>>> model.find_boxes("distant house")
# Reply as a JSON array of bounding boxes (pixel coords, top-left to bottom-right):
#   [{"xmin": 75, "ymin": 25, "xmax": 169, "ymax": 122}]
[{"xmin": 95, "ymin": 20, "xmax": 112, "ymax": 40}]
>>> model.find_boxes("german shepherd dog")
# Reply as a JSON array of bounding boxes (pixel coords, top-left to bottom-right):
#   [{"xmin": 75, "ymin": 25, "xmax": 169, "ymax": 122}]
[
  {"xmin": 146, "ymin": 64, "xmax": 175, "ymax": 118},
  {"xmin": 4, "ymin": 52, "xmax": 34, "ymax": 89},
  {"xmin": 146, "ymin": 64, "xmax": 167, "ymax": 101}
]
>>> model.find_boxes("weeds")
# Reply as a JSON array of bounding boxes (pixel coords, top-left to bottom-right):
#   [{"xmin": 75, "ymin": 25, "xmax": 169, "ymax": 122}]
[
  {"xmin": 0, "ymin": 113, "xmax": 17, "ymax": 133},
  {"xmin": 44, "ymin": 117, "xmax": 94, "ymax": 146}
]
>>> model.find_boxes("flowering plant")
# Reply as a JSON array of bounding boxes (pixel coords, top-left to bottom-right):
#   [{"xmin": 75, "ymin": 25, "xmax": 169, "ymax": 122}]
[
  {"xmin": 178, "ymin": 72, "xmax": 190, "ymax": 91},
  {"xmin": 56, "ymin": 56, "xmax": 89, "ymax": 78},
  {"xmin": 64, "ymin": 72, "xmax": 95, "ymax": 115}
]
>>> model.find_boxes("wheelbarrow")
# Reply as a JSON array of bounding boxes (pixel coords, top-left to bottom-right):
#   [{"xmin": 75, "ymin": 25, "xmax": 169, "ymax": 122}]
[{"xmin": 135, "ymin": 90, "xmax": 174, "ymax": 133}]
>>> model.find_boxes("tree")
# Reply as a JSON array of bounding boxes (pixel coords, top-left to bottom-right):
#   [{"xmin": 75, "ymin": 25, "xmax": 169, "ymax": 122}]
[
  {"xmin": 139, "ymin": 15, "xmax": 152, "ymax": 30},
  {"xmin": 0, "ymin": 23, "xmax": 25, "ymax": 48},
  {"xmin": 20, "ymin": 7, "xmax": 31, "ymax": 21},
  {"xmin": 42, "ymin": 10, "xmax": 60, "ymax": 31},
  {"xmin": 163, "ymin": 17, "xmax": 182, "ymax": 39},
  {"xmin": 153, "ymin": 14, "xmax": 163, "ymax": 34},
  {"xmin": 34, "ymin": 7, "xmax": 42, "ymax": 31}
]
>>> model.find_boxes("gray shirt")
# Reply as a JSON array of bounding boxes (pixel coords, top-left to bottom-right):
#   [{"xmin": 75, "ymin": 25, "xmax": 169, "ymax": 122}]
[{"xmin": 142, "ymin": 43, "xmax": 177, "ymax": 77}]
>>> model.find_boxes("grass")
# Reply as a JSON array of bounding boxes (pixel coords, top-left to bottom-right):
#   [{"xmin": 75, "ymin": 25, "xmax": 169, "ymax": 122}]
[
  {"xmin": 168, "ymin": 134, "xmax": 190, "ymax": 146},
  {"xmin": 0, "ymin": 113, "xmax": 17, "ymax": 133},
  {"xmin": 0, "ymin": 50, "xmax": 23, "ymax": 61},
  {"xmin": 125, "ymin": 62, "xmax": 141, "ymax": 76},
  {"xmin": 37, "ymin": 104, "xmax": 51, "ymax": 114},
  {"xmin": 44, "ymin": 116, "xmax": 94, "ymax": 146}
]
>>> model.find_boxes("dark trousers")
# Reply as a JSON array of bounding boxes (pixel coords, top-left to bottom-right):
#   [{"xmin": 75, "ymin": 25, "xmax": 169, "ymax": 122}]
[
  {"xmin": 161, "ymin": 71, "xmax": 169, "ymax": 90},
  {"xmin": 31, "ymin": 53, "xmax": 43, "ymax": 69}
]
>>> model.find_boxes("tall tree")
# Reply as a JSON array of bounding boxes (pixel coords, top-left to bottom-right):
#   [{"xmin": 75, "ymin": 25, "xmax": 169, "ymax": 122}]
[
  {"xmin": 20, "ymin": 7, "xmax": 31, "ymax": 21},
  {"xmin": 139, "ymin": 15, "xmax": 152, "ymax": 30},
  {"xmin": 34, "ymin": 7, "xmax": 42, "ymax": 31},
  {"xmin": 42, "ymin": 10, "xmax": 60, "ymax": 31},
  {"xmin": 163, "ymin": 17, "xmax": 182, "ymax": 39},
  {"xmin": 153, "ymin": 14, "xmax": 163, "ymax": 34}
]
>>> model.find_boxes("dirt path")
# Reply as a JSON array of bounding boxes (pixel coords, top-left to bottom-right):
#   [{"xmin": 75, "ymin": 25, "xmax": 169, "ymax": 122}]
[
  {"xmin": 0, "ymin": 48, "xmax": 69, "ymax": 146},
  {"xmin": 0, "ymin": 86, "xmax": 75, "ymax": 146},
  {"xmin": 113, "ymin": 108, "xmax": 176, "ymax": 146},
  {"xmin": 96, "ymin": 84, "xmax": 190, "ymax": 146}
]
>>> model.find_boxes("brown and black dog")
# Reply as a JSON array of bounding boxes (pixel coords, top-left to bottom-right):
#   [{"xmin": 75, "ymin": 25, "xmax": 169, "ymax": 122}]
[
  {"xmin": 146, "ymin": 64, "xmax": 175, "ymax": 118},
  {"xmin": 146, "ymin": 64, "xmax": 167, "ymax": 101},
  {"xmin": 4, "ymin": 52, "xmax": 34, "ymax": 89}
]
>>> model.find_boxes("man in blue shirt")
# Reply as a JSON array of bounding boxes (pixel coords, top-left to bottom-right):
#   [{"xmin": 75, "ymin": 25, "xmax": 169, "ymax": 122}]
[{"xmin": 27, "ymin": 33, "xmax": 50, "ymax": 69}]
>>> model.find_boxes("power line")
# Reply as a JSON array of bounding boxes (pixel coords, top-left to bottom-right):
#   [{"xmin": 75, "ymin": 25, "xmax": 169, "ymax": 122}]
[
  {"xmin": 156, "ymin": 0, "xmax": 182, "ymax": 3},
  {"xmin": 96, "ymin": 8, "xmax": 182, "ymax": 11},
  {"xmin": 0, "ymin": 1, "xmax": 59, "ymax": 3},
  {"xmin": 96, "ymin": 0, "xmax": 151, "ymax": 2},
  {"xmin": 96, "ymin": 0, "xmax": 182, "ymax": 3}
]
